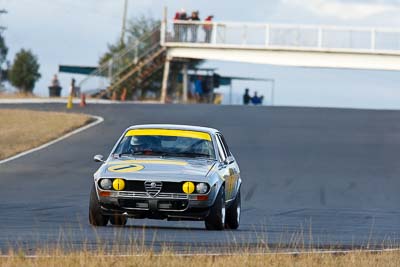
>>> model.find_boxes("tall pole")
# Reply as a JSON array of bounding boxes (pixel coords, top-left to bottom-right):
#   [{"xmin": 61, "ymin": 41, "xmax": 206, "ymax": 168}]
[
  {"xmin": 229, "ymin": 83, "xmax": 233, "ymax": 105},
  {"xmin": 270, "ymin": 80, "xmax": 275, "ymax": 106},
  {"xmin": 161, "ymin": 58, "xmax": 171, "ymax": 103},
  {"xmin": 182, "ymin": 63, "xmax": 188, "ymax": 103},
  {"xmin": 120, "ymin": 0, "xmax": 129, "ymax": 46}
]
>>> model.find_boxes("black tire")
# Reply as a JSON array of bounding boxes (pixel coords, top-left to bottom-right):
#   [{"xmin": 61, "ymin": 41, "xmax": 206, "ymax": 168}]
[
  {"xmin": 89, "ymin": 184, "xmax": 109, "ymax": 226},
  {"xmin": 205, "ymin": 186, "xmax": 226, "ymax": 230},
  {"xmin": 225, "ymin": 188, "xmax": 241, "ymax": 230},
  {"xmin": 110, "ymin": 215, "xmax": 127, "ymax": 226}
]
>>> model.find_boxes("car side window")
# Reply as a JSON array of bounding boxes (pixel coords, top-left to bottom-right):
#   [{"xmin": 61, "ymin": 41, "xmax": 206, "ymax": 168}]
[
  {"xmin": 216, "ymin": 135, "xmax": 227, "ymax": 162},
  {"xmin": 218, "ymin": 134, "xmax": 232, "ymax": 156}
]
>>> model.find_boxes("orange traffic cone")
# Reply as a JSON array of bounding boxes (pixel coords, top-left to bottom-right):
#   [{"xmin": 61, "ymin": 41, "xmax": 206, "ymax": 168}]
[
  {"xmin": 121, "ymin": 88, "xmax": 127, "ymax": 101},
  {"xmin": 80, "ymin": 93, "xmax": 86, "ymax": 107}
]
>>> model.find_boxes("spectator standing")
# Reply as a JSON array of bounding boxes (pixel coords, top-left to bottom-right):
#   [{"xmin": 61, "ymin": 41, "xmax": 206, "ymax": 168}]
[
  {"xmin": 189, "ymin": 80, "xmax": 196, "ymax": 99},
  {"xmin": 194, "ymin": 76, "xmax": 203, "ymax": 102},
  {"xmin": 48, "ymin": 74, "xmax": 62, "ymax": 97},
  {"xmin": 69, "ymin": 78, "xmax": 76, "ymax": 97},
  {"xmin": 173, "ymin": 12, "xmax": 180, "ymax": 41},
  {"xmin": 51, "ymin": 74, "xmax": 60, "ymax": 87},
  {"xmin": 179, "ymin": 9, "xmax": 188, "ymax": 42},
  {"xmin": 190, "ymin": 11, "xmax": 200, "ymax": 42},
  {"xmin": 251, "ymin": 91, "xmax": 263, "ymax": 105},
  {"xmin": 203, "ymin": 15, "xmax": 214, "ymax": 43},
  {"xmin": 243, "ymin": 88, "xmax": 251, "ymax": 105}
]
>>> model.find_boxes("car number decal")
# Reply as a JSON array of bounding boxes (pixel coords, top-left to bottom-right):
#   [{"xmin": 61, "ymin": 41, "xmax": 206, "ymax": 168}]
[{"xmin": 107, "ymin": 163, "xmax": 144, "ymax": 173}]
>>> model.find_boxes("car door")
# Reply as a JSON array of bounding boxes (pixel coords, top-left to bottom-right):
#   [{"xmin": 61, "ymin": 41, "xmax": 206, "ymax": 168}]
[{"xmin": 216, "ymin": 133, "xmax": 239, "ymax": 202}]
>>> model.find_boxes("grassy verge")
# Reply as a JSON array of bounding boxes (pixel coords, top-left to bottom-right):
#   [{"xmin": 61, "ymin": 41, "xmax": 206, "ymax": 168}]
[
  {"xmin": 1, "ymin": 250, "xmax": 400, "ymax": 267},
  {"xmin": 0, "ymin": 92, "xmax": 42, "ymax": 99},
  {"xmin": 0, "ymin": 109, "xmax": 92, "ymax": 160}
]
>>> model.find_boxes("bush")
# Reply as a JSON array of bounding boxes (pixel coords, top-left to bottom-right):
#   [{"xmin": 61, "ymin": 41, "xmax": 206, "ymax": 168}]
[{"xmin": 9, "ymin": 49, "xmax": 41, "ymax": 93}]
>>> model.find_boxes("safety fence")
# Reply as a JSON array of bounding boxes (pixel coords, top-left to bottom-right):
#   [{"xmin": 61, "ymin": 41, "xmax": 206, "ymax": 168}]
[{"xmin": 164, "ymin": 21, "xmax": 400, "ymax": 53}]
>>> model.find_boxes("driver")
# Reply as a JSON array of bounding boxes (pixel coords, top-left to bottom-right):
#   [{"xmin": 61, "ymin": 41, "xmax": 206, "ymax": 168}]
[{"xmin": 130, "ymin": 136, "xmax": 161, "ymax": 154}]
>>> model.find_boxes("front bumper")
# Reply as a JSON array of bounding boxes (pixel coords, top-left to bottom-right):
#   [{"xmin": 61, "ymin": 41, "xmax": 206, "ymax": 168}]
[{"xmin": 97, "ymin": 186, "xmax": 217, "ymax": 220}]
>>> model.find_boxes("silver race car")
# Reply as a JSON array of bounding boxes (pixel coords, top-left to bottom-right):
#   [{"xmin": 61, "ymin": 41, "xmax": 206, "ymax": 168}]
[{"xmin": 89, "ymin": 124, "xmax": 242, "ymax": 230}]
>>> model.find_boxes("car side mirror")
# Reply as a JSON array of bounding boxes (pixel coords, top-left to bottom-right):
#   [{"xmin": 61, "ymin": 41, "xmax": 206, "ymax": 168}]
[
  {"xmin": 225, "ymin": 156, "xmax": 234, "ymax": 165},
  {"xmin": 93, "ymin": 154, "xmax": 104, "ymax": 163}
]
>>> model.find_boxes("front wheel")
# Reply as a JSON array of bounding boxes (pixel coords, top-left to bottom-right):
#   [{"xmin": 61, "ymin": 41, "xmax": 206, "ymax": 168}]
[
  {"xmin": 89, "ymin": 184, "xmax": 109, "ymax": 226},
  {"xmin": 205, "ymin": 186, "xmax": 225, "ymax": 230},
  {"xmin": 225, "ymin": 188, "xmax": 241, "ymax": 229}
]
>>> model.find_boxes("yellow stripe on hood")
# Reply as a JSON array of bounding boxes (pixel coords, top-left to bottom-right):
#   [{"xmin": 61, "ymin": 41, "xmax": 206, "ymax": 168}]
[{"xmin": 125, "ymin": 129, "xmax": 211, "ymax": 141}]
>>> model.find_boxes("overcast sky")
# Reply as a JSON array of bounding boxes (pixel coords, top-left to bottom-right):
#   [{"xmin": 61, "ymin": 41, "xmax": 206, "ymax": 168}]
[{"xmin": 2, "ymin": 0, "xmax": 400, "ymax": 109}]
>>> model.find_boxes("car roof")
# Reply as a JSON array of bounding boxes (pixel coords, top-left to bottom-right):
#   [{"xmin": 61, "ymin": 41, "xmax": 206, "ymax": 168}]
[{"xmin": 125, "ymin": 124, "xmax": 220, "ymax": 135}]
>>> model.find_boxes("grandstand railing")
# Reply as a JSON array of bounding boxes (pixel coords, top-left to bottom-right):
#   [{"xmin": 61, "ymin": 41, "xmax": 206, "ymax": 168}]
[{"xmin": 163, "ymin": 21, "xmax": 400, "ymax": 54}]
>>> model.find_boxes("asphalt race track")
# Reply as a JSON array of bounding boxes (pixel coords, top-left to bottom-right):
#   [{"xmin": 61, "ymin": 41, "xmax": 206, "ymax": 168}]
[{"xmin": 1, "ymin": 103, "xmax": 400, "ymax": 253}]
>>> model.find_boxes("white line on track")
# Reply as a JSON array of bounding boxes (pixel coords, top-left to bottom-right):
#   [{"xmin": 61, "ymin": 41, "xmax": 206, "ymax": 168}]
[
  {"xmin": 0, "ymin": 98, "xmax": 160, "ymax": 104},
  {"xmin": 0, "ymin": 114, "xmax": 104, "ymax": 165},
  {"xmin": 1, "ymin": 248, "xmax": 399, "ymax": 258}
]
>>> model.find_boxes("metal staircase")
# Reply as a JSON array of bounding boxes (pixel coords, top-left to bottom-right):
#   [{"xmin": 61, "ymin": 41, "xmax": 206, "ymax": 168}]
[{"xmin": 79, "ymin": 27, "xmax": 166, "ymax": 100}]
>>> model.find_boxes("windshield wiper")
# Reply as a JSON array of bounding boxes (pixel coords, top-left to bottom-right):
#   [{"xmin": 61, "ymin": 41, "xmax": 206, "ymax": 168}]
[
  {"xmin": 165, "ymin": 152, "xmax": 211, "ymax": 158},
  {"xmin": 130, "ymin": 150, "xmax": 168, "ymax": 156},
  {"xmin": 116, "ymin": 151, "xmax": 211, "ymax": 159},
  {"xmin": 114, "ymin": 153, "xmax": 133, "ymax": 157}
]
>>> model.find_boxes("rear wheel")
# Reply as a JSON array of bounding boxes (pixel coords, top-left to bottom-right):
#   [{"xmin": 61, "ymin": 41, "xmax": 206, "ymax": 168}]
[
  {"xmin": 89, "ymin": 184, "xmax": 109, "ymax": 226},
  {"xmin": 205, "ymin": 186, "xmax": 225, "ymax": 230},
  {"xmin": 110, "ymin": 215, "xmax": 127, "ymax": 226},
  {"xmin": 225, "ymin": 188, "xmax": 241, "ymax": 229}
]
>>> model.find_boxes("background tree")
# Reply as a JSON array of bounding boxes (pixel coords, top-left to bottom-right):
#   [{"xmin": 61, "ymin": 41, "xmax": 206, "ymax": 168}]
[
  {"xmin": 9, "ymin": 49, "xmax": 41, "ymax": 93},
  {"xmin": 0, "ymin": 34, "xmax": 8, "ymax": 66},
  {"xmin": 99, "ymin": 15, "xmax": 160, "ymax": 65},
  {"xmin": 0, "ymin": 34, "xmax": 8, "ymax": 91}
]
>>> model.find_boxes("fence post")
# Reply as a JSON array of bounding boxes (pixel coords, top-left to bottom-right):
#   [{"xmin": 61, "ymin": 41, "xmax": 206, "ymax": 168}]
[
  {"xmin": 318, "ymin": 26, "xmax": 323, "ymax": 48},
  {"xmin": 212, "ymin": 22, "xmax": 218, "ymax": 44},
  {"xmin": 265, "ymin": 24, "xmax": 270, "ymax": 46},
  {"xmin": 371, "ymin": 28, "xmax": 376, "ymax": 51},
  {"xmin": 242, "ymin": 25, "xmax": 247, "ymax": 45}
]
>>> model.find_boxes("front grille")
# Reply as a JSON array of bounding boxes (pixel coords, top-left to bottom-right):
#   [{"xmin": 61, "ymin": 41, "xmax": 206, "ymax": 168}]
[
  {"xmin": 125, "ymin": 181, "xmax": 183, "ymax": 193},
  {"xmin": 158, "ymin": 200, "xmax": 188, "ymax": 211},
  {"xmin": 125, "ymin": 180, "xmax": 146, "ymax": 191},
  {"xmin": 144, "ymin": 181, "xmax": 162, "ymax": 197},
  {"xmin": 119, "ymin": 199, "xmax": 149, "ymax": 209},
  {"xmin": 161, "ymin": 182, "xmax": 184, "ymax": 193},
  {"xmin": 118, "ymin": 199, "xmax": 188, "ymax": 211}
]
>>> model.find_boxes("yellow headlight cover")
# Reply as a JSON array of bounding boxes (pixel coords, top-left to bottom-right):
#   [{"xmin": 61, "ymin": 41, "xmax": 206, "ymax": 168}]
[
  {"xmin": 113, "ymin": 178, "xmax": 126, "ymax": 191},
  {"xmin": 182, "ymin": 181, "xmax": 195, "ymax": 194}
]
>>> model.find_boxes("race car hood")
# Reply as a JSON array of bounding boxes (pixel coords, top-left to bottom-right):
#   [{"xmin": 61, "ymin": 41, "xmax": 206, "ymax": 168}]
[{"xmin": 96, "ymin": 157, "xmax": 217, "ymax": 182}]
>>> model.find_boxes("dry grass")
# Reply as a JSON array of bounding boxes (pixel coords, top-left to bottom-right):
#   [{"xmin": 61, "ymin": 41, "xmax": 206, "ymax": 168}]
[
  {"xmin": 1, "ymin": 250, "xmax": 400, "ymax": 267},
  {"xmin": 0, "ymin": 92, "xmax": 43, "ymax": 99},
  {"xmin": 0, "ymin": 109, "xmax": 92, "ymax": 159}
]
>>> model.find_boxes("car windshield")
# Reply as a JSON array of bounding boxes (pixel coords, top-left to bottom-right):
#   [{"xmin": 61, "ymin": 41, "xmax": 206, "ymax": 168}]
[{"xmin": 113, "ymin": 129, "xmax": 216, "ymax": 159}]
